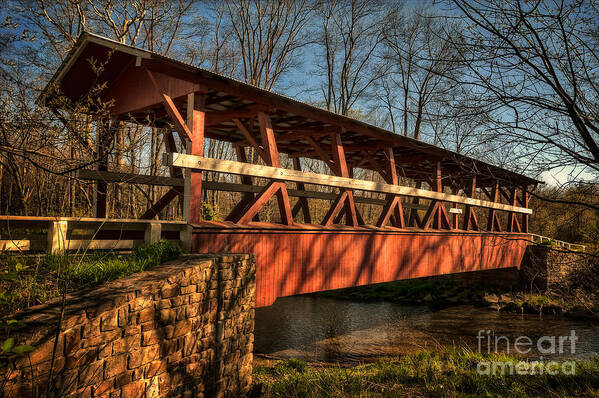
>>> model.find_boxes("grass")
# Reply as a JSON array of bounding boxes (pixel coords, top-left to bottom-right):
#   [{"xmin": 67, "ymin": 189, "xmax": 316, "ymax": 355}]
[
  {"xmin": 254, "ymin": 348, "xmax": 599, "ymax": 397},
  {"xmin": 0, "ymin": 240, "xmax": 181, "ymax": 317}
]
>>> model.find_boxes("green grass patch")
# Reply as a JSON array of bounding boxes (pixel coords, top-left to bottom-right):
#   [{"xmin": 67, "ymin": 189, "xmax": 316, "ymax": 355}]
[
  {"xmin": 68, "ymin": 240, "xmax": 180, "ymax": 285},
  {"xmin": 0, "ymin": 240, "xmax": 181, "ymax": 317},
  {"xmin": 254, "ymin": 348, "xmax": 599, "ymax": 397}
]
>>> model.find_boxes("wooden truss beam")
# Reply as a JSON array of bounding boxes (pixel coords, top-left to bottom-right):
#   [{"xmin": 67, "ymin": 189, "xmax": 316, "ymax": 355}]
[
  {"xmin": 78, "ymin": 169, "xmax": 183, "ymax": 187},
  {"xmin": 145, "ymin": 69, "xmax": 193, "ymax": 143},
  {"xmin": 322, "ymin": 132, "xmax": 358, "ymax": 227},
  {"xmin": 420, "ymin": 163, "xmax": 451, "ymax": 230},
  {"xmin": 140, "ymin": 187, "xmax": 183, "ymax": 219},
  {"xmin": 487, "ymin": 181, "xmax": 503, "ymax": 232},
  {"xmin": 506, "ymin": 186, "xmax": 522, "ymax": 232},
  {"xmin": 233, "ymin": 112, "xmax": 293, "ymax": 225},
  {"xmin": 77, "ymin": 170, "xmax": 431, "ymax": 210},
  {"xmin": 164, "ymin": 153, "xmax": 533, "ymax": 215},
  {"xmin": 205, "ymin": 105, "xmax": 268, "ymax": 127},
  {"xmin": 291, "ymin": 158, "xmax": 312, "ymax": 223},
  {"xmin": 462, "ymin": 177, "xmax": 480, "ymax": 231},
  {"xmin": 225, "ymin": 147, "xmax": 260, "ymax": 222},
  {"xmin": 521, "ymin": 187, "xmax": 530, "ymax": 233},
  {"xmin": 376, "ymin": 148, "xmax": 405, "ymax": 228}
]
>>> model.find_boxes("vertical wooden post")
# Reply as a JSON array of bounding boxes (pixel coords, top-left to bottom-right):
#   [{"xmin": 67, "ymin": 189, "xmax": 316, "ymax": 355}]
[
  {"xmin": 144, "ymin": 222, "xmax": 162, "ymax": 244},
  {"xmin": 433, "ymin": 163, "xmax": 443, "ymax": 229},
  {"xmin": 234, "ymin": 112, "xmax": 292, "ymax": 225},
  {"xmin": 507, "ymin": 186, "xmax": 521, "ymax": 232},
  {"xmin": 463, "ymin": 177, "xmax": 479, "ymax": 231},
  {"xmin": 184, "ymin": 93, "xmax": 205, "ymax": 225},
  {"xmin": 408, "ymin": 180, "xmax": 423, "ymax": 228},
  {"xmin": 376, "ymin": 147, "xmax": 404, "ymax": 228},
  {"xmin": 258, "ymin": 112, "xmax": 293, "ymax": 225},
  {"xmin": 522, "ymin": 186, "xmax": 530, "ymax": 233},
  {"xmin": 164, "ymin": 131, "xmax": 184, "ymax": 214},
  {"xmin": 48, "ymin": 220, "xmax": 68, "ymax": 254},
  {"xmin": 487, "ymin": 181, "xmax": 502, "ymax": 232},
  {"xmin": 450, "ymin": 187, "xmax": 460, "ymax": 229},
  {"xmin": 422, "ymin": 162, "xmax": 451, "ymax": 230},
  {"xmin": 291, "ymin": 158, "xmax": 312, "ymax": 224},
  {"xmin": 324, "ymin": 132, "xmax": 357, "ymax": 226}
]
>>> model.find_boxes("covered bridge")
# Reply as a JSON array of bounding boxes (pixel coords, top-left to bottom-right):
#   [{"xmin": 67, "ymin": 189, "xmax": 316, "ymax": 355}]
[{"xmin": 39, "ymin": 32, "xmax": 537, "ymax": 306}]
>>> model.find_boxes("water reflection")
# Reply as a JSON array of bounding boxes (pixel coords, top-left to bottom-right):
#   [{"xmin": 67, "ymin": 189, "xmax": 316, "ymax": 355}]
[{"xmin": 254, "ymin": 296, "xmax": 599, "ymax": 363}]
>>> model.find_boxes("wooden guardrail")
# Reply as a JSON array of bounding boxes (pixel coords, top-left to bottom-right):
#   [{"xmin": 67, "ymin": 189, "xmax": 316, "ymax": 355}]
[
  {"xmin": 529, "ymin": 233, "xmax": 586, "ymax": 252},
  {"xmin": 76, "ymin": 169, "xmax": 431, "ymax": 211},
  {"xmin": 163, "ymin": 153, "xmax": 533, "ymax": 215},
  {"xmin": 0, "ymin": 216, "xmax": 192, "ymax": 253}
]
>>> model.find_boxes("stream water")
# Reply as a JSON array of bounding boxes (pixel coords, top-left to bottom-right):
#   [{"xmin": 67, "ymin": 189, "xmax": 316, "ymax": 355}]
[{"xmin": 254, "ymin": 296, "xmax": 599, "ymax": 363}]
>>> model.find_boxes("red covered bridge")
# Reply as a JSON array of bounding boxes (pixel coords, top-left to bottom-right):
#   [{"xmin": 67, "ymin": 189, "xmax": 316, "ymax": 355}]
[{"xmin": 40, "ymin": 33, "xmax": 537, "ymax": 307}]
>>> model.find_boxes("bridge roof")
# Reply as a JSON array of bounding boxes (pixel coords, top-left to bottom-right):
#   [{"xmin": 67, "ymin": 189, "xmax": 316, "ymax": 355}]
[{"xmin": 41, "ymin": 32, "xmax": 539, "ymax": 187}]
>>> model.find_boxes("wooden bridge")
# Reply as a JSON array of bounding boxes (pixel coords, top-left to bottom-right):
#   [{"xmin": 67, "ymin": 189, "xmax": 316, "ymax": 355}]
[{"xmin": 30, "ymin": 33, "xmax": 537, "ymax": 307}]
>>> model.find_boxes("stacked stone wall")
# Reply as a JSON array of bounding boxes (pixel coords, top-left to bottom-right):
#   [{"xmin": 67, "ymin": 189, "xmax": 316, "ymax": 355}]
[
  {"xmin": 0, "ymin": 254, "xmax": 255, "ymax": 398},
  {"xmin": 520, "ymin": 245, "xmax": 595, "ymax": 293}
]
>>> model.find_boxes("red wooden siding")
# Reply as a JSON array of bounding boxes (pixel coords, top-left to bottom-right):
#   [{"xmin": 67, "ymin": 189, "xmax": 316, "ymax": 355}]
[{"xmin": 192, "ymin": 222, "xmax": 528, "ymax": 307}]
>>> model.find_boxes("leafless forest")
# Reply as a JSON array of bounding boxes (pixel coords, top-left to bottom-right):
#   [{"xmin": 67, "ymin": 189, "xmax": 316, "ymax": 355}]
[{"xmin": 1, "ymin": 0, "xmax": 598, "ymax": 243}]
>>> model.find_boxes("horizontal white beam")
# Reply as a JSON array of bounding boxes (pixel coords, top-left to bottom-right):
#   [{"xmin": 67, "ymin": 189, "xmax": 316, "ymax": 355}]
[
  {"xmin": 0, "ymin": 239, "xmax": 30, "ymax": 251},
  {"xmin": 163, "ymin": 153, "xmax": 533, "ymax": 215},
  {"xmin": 76, "ymin": 169, "xmax": 429, "ymax": 210}
]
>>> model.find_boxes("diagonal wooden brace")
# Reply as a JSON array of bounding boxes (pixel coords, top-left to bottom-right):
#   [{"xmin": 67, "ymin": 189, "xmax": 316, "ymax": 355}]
[
  {"xmin": 462, "ymin": 177, "xmax": 480, "ymax": 231},
  {"xmin": 235, "ymin": 182, "xmax": 285, "ymax": 224},
  {"xmin": 234, "ymin": 112, "xmax": 293, "ymax": 225},
  {"xmin": 321, "ymin": 132, "xmax": 358, "ymax": 227},
  {"xmin": 375, "ymin": 148, "xmax": 405, "ymax": 228},
  {"xmin": 507, "ymin": 187, "xmax": 522, "ymax": 232},
  {"xmin": 145, "ymin": 69, "xmax": 193, "ymax": 143},
  {"xmin": 487, "ymin": 182, "xmax": 502, "ymax": 232}
]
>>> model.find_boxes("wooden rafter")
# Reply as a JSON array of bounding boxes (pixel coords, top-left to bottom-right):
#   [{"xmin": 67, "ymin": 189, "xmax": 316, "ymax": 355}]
[
  {"xmin": 145, "ymin": 69, "xmax": 193, "ymax": 143},
  {"xmin": 205, "ymin": 105, "xmax": 266, "ymax": 127},
  {"xmin": 233, "ymin": 118, "xmax": 267, "ymax": 160}
]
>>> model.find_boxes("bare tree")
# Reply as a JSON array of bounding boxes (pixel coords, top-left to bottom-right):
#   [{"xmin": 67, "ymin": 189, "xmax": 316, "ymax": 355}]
[
  {"xmin": 448, "ymin": 0, "xmax": 599, "ymax": 191},
  {"xmin": 213, "ymin": 0, "xmax": 315, "ymax": 90},
  {"xmin": 1, "ymin": 0, "xmax": 194, "ymax": 217},
  {"xmin": 315, "ymin": 0, "xmax": 389, "ymax": 116},
  {"xmin": 379, "ymin": 6, "xmax": 465, "ymax": 140}
]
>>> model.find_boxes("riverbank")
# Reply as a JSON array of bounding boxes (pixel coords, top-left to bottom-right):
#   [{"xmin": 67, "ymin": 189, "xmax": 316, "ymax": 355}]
[
  {"xmin": 316, "ymin": 274, "xmax": 599, "ymax": 321},
  {"xmin": 253, "ymin": 348, "xmax": 599, "ymax": 397}
]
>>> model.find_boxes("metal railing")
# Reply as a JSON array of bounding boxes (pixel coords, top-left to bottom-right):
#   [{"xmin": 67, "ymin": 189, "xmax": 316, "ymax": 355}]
[{"xmin": 529, "ymin": 233, "xmax": 586, "ymax": 252}]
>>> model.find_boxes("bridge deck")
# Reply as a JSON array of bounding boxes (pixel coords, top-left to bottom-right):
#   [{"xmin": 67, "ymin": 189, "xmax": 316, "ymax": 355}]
[{"xmin": 192, "ymin": 222, "xmax": 528, "ymax": 307}]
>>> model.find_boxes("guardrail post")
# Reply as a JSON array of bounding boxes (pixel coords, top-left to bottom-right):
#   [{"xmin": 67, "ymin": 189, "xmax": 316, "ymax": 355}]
[
  {"xmin": 48, "ymin": 220, "xmax": 68, "ymax": 254},
  {"xmin": 144, "ymin": 222, "xmax": 162, "ymax": 244}
]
